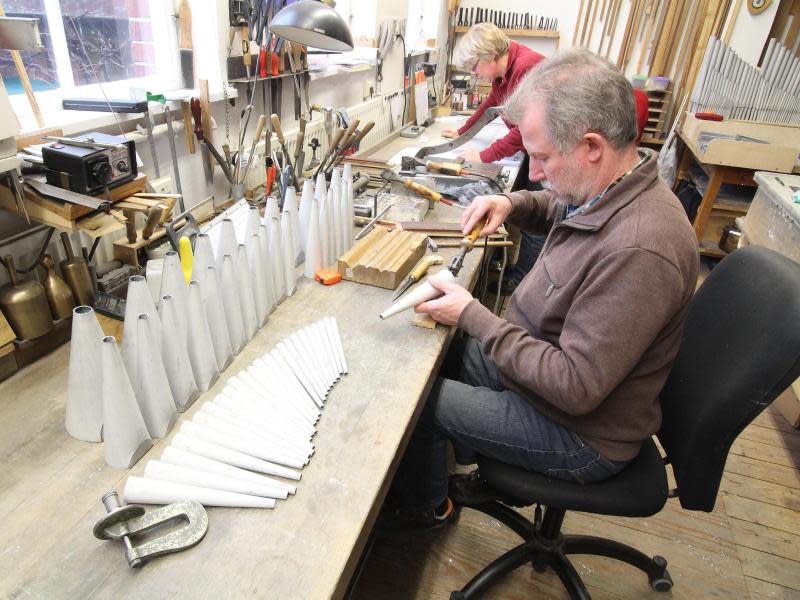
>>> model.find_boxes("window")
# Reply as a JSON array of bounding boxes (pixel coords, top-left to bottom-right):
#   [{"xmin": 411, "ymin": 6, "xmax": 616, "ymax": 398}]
[{"xmin": 2, "ymin": 0, "xmax": 178, "ymax": 130}]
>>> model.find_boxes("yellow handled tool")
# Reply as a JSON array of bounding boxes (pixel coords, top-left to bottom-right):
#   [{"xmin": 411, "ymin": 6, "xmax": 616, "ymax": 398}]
[
  {"xmin": 392, "ymin": 255, "xmax": 444, "ymax": 300},
  {"xmin": 447, "ymin": 216, "xmax": 488, "ymax": 276}
]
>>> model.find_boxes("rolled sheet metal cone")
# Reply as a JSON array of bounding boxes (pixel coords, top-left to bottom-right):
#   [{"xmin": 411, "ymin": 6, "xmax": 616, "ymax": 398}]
[
  {"xmin": 267, "ymin": 204, "xmax": 286, "ymax": 302},
  {"xmin": 343, "ymin": 163, "xmax": 354, "ymax": 251},
  {"xmin": 217, "ymin": 218, "xmax": 239, "ymax": 270},
  {"xmin": 318, "ymin": 187, "xmax": 332, "ymax": 269},
  {"xmin": 192, "ymin": 412, "xmax": 310, "ymax": 466},
  {"xmin": 172, "ymin": 432, "xmax": 302, "ymax": 480},
  {"xmin": 145, "ymin": 258, "xmax": 163, "ymax": 306},
  {"xmin": 181, "ymin": 420, "xmax": 306, "ymax": 470},
  {"xmin": 199, "ymin": 400, "xmax": 312, "ymax": 456},
  {"xmin": 220, "ymin": 254, "xmax": 246, "ymax": 354},
  {"xmin": 314, "ymin": 171, "xmax": 327, "ymax": 205},
  {"xmin": 158, "ymin": 294, "xmax": 200, "ymax": 411},
  {"xmin": 258, "ymin": 225, "xmax": 277, "ymax": 313},
  {"xmin": 123, "ymin": 274, "xmax": 162, "ymax": 351},
  {"xmin": 191, "ymin": 233, "xmax": 215, "ymax": 288},
  {"xmin": 213, "ymin": 392, "xmax": 315, "ymax": 443},
  {"xmin": 330, "ymin": 167, "xmax": 344, "ymax": 259},
  {"xmin": 66, "ymin": 305, "xmax": 104, "ymax": 442},
  {"xmin": 186, "ymin": 281, "xmax": 220, "ymax": 391},
  {"xmin": 203, "ymin": 266, "xmax": 233, "ymax": 370},
  {"xmin": 257, "ymin": 353, "xmax": 321, "ymax": 422},
  {"xmin": 298, "ymin": 178, "xmax": 314, "ymax": 252},
  {"xmin": 144, "ymin": 459, "xmax": 288, "ymax": 500},
  {"xmin": 280, "ymin": 209, "xmax": 297, "ymax": 296},
  {"xmin": 303, "ymin": 195, "xmax": 322, "ymax": 279},
  {"xmin": 379, "ymin": 269, "xmax": 456, "ymax": 320},
  {"xmin": 283, "ymin": 187, "xmax": 303, "ymax": 265},
  {"xmin": 160, "ymin": 251, "xmax": 188, "ymax": 341},
  {"xmin": 130, "ymin": 314, "xmax": 178, "ymax": 438},
  {"xmin": 100, "ymin": 336, "xmax": 153, "ymax": 468},
  {"xmin": 245, "ymin": 364, "xmax": 318, "ymax": 426},
  {"xmin": 123, "ymin": 475, "xmax": 276, "ymax": 508},
  {"xmin": 248, "ymin": 235, "xmax": 270, "ymax": 326},
  {"xmin": 236, "ymin": 244, "xmax": 259, "ymax": 340},
  {"xmin": 160, "ymin": 446, "xmax": 296, "ymax": 495},
  {"xmin": 264, "ymin": 192, "xmax": 280, "ymax": 225},
  {"xmin": 245, "ymin": 204, "xmax": 261, "ymax": 242},
  {"xmin": 327, "ymin": 316, "xmax": 348, "ymax": 373}
]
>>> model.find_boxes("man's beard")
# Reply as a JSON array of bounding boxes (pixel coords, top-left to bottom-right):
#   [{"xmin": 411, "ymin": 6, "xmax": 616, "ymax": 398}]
[{"xmin": 541, "ymin": 159, "xmax": 593, "ymax": 205}]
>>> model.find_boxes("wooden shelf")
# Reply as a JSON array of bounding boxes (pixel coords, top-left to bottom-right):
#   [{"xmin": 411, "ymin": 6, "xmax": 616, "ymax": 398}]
[{"xmin": 454, "ymin": 27, "xmax": 559, "ymax": 38}]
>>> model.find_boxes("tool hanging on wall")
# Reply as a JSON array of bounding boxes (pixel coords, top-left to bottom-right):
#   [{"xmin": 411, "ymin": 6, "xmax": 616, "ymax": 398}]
[
  {"xmin": 271, "ymin": 113, "xmax": 299, "ymax": 191},
  {"xmin": 190, "ymin": 98, "xmax": 233, "ymax": 184},
  {"xmin": 177, "ymin": 0, "xmax": 194, "ymax": 89}
]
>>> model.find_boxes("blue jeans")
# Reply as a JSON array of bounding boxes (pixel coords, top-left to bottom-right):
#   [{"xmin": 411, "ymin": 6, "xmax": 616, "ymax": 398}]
[{"xmin": 389, "ymin": 336, "xmax": 629, "ymax": 512}]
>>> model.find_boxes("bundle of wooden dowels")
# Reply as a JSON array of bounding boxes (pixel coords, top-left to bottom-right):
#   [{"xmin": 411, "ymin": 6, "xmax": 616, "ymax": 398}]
[{"xmin": 690, "ymin": 36, "xmax": 800, "ymax": 125}]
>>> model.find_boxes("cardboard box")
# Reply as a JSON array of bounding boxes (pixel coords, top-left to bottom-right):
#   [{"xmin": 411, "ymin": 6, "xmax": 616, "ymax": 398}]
[{"xmin": 774, "ymin": 383, "xmax": 800, "ymax": 429}]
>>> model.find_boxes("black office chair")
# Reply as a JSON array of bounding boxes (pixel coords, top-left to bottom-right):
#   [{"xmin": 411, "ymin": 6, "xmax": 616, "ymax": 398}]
[{"xmin": 451, "ymin": 246, "xmax": 800, "ymax": 599}]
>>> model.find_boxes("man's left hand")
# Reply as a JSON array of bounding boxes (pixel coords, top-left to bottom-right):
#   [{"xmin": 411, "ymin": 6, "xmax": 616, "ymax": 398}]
[
  {"xmin": 459, "ymin": 149, "xmax": 483, "ymax": 164},
  {"xmin": 415, "ymin": 276, "xmax": 474, "ymax": 326}
]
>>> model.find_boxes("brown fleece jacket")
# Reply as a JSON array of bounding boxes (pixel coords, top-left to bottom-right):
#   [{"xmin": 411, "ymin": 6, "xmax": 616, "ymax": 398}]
[{"xmin": 457, "ymin": 150, "xmax": 699, "ymax": 461}]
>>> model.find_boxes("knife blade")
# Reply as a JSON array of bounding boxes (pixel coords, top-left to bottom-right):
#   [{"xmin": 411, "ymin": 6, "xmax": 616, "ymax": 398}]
[{"xmin": 392, "ymin": 255, "xmax": 444, "ymax": 300}]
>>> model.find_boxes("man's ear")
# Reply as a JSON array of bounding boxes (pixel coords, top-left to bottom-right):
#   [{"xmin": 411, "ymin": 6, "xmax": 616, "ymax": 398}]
[{"xmin": 581, "ymin": 133, "xmax": 605, "ymax": 164}]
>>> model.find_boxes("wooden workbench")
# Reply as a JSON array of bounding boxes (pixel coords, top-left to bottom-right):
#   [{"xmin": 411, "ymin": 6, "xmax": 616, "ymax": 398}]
[{"xmin": 0, "ymin": 118, "xmax": 508, "ymax": 599}]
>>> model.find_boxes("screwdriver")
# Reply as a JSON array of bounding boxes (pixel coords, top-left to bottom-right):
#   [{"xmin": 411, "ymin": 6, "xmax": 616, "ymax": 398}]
[{"xmin": 447, "ymin": 215, "xmax": 488, "ymax": 277}]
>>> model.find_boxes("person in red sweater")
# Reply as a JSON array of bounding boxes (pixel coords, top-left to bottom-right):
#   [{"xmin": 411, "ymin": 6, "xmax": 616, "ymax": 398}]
[{"xmin": 444, "ymin": 23, "xmax": 544, "ymax": 163}]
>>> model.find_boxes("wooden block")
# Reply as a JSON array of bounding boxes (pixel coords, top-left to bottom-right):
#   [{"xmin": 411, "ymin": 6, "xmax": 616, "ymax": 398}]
[
  {"xmin": 0, "ymin": 311, "xmax": 15, "ymax": 347},
  {"xmin": 113, "ymin": 225, "xmax": 169, "ymax": 267},
  {"xmin": 411, "ymin": 313, "xmax": 437, "ymax": 329},
  {"xmin": 0, "ymin": 342, "xmax": 18, "ymax": 383},
  {"xmin": 12, "ymin": 317, "xmax": 71, "ymax": 368},
  {"xmin": 337, "ymin": 227, "xmax": 427, "ymax": 289}
]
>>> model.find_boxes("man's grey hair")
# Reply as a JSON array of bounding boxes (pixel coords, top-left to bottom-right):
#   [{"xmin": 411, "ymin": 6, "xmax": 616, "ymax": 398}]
[{"xmin": 503, "ymin": 49, "xmax": 637, "ymax": 153}]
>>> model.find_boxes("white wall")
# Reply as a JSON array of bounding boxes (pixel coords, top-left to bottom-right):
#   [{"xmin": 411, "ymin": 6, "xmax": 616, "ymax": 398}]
[{"xmin": 727, "ymin": 1, "xmax": 781, "ymax": 65}]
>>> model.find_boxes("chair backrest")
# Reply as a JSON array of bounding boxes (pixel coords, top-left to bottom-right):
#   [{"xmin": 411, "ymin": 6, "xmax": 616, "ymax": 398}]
[{"xmin": 657, "ymin": 246, "xmax": 800, "ymax": 512}]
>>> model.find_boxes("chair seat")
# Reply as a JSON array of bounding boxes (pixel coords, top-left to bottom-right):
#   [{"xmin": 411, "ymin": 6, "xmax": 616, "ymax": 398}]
[{"xmin": 478, "ymin": 439, "xmax": 669, "ymax": 518}]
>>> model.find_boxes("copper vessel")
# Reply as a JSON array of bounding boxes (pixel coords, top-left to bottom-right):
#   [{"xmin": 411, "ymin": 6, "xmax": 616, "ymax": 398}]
[
  {"xmin": 41, "ymin": 253, "xmax": 76, "ymax": 319},
  {"xmin": 59, "ymin": 232, "xmax": 95, "ymax": 307},
  {"xmin": 0, "ymin": 255, "xmax": 54, "ymax": 340}
]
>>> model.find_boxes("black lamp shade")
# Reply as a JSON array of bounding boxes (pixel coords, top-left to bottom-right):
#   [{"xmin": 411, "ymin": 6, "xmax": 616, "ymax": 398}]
[{"xmin": 270, "ymin": 1, "xmax": 354, "ymax": 52}]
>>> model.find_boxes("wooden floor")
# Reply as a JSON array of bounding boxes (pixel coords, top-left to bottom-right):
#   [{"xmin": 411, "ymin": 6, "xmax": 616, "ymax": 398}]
[{"xmin": 351, "ymin": 405, "xmax": 800, "ymax": 599}]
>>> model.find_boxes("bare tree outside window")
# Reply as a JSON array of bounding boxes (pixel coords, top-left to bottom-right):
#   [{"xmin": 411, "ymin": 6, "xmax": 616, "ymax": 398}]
[{"xmin": 1, "ymin": 0, "xmax": 155, "ymax": 95}]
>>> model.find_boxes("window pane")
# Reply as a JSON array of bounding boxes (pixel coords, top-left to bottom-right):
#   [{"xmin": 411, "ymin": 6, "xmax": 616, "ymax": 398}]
[
  {"xmin": 60, "ymin": 0, "xmax": 156, "ymax": 86},
  {"xmin": 0, "ymin": 0, "xmax": 59, "ymax": 94}
]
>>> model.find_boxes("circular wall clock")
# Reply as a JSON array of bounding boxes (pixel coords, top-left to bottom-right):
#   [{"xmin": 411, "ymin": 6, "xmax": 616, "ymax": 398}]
[{"xmin": 748, "ymin": 0, "xmax": 772, "ymax": 15}]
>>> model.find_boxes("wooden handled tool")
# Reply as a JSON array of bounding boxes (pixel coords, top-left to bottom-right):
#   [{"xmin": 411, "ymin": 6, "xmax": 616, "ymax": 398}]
[
  {"xmin": 315, "ymin": 126, "xmax": 345, "ymax": 176},
  {"xmin": 123, "ymin": 209, "xmax": 138, "ymax": 244},
  {"xmin": 321, "ymin": 118, "xmax": 360, "ymax": 174},
  {"xmin": 240, "ymin": 114, "xmax": 267, "ymax": 185},
  {"xmin": 190, "ymin": 98, "xmax": 233, "ymax": 183},
  {"xmin": 270, "ymin": 113, "xmax": 299, "ymax": 190},
  {"xmin": 447, "ymin": 216, "xmax": 488, "ymax": 276},
  {"xmin": 329, "ymin": 121, "xmax": 375, "ymax": 170},
  {"xmin": 142, "ymin": 207, "xmax": 163, "ymax": 240},
  {"xmin": 380, "ymin": 169, "xmax": 457, "ymax": 206},
  {"xmin": 181, "ymin": 100, "xmax": 196, "ymax": 154},
  {"xmin": 392, "ymin": 255, "xmax": 444, "ymax": 300}
]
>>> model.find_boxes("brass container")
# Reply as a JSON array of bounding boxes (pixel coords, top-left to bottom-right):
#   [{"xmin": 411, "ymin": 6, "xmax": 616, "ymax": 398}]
[
  {"xmin": 59, "ymin": 232, "xmax": 95, "ymax": 307},
  {"xmin": 0, "ymin": 255, "xmax": 54, "ymax": 340},
  {"xmin": 41, "ymin": 253, "xmax": 76, "ymax": 320}
]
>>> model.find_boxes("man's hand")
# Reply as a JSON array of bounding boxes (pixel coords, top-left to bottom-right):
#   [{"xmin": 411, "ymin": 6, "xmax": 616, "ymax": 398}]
[
  {"xmin": 415, "ymin": 276, "xmax": 473, "ymax": 326},
  {"xmin": 459, "ymin": 149, "xmax": 483, "ymax": 163},
  {"xmin": 462, "ymin": 193, "xmax": 512, "ymax": 237},
  {"xmin": 441, "ymin": 127, "xmax": 459, "ymax": 139}
]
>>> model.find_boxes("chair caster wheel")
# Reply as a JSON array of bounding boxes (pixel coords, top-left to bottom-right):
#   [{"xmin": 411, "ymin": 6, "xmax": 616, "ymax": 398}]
[{"xmin": 649, "ymin": 555, "xmax": 673, "ymax": 592}]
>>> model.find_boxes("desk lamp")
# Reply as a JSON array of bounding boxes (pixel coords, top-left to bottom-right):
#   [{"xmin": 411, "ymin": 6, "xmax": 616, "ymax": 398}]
[{"xmin": 269, "ymin": 0, "xmax": 354, "ymax": 52}]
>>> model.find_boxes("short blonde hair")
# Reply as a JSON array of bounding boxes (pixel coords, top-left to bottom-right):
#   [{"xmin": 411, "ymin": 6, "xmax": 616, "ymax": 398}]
[{"xmin": 454, "ymin": 23, "xmax": 510, "ymax": 71}]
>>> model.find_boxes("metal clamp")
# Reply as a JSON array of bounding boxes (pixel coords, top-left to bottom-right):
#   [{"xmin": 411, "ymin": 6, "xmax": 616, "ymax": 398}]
[{"xmin": 93, "ymin": 491, "xmax": 208, "ymax": 568}]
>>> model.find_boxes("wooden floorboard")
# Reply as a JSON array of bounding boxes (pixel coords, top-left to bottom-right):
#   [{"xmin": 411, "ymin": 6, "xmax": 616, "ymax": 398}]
[{"xmin": 353, "ymin": 409, "xmax": 800, "ymax": 599}]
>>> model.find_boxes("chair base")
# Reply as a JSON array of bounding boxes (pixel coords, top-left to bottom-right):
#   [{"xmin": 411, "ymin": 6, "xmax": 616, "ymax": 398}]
[{"xmin": 451, "ymin": 502, "xmax": 673, "ymax": 600}]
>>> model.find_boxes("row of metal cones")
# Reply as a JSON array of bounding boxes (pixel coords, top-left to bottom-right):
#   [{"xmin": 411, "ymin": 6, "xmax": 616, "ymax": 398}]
[
  {"xmin": 65, "ymin": 165, "xmax": 355, "ymax": 471},
  {"xmin": 122, "ymin": 317, "xmax": 347, "ymax": 508}
]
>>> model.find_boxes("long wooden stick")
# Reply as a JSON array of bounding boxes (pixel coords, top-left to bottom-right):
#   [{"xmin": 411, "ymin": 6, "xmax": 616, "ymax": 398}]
[
  {"xmin": 605, "ymin": 0, "xmax": 623, "ymax": 58},
  {"xmin": 586, "ymin": 0, "xmax": 601, "ymax": 48},
  {"xmin": 647, "ymin": 0, "xmax": 670, "ymax": 72},
  {"xmin": 580, "ymin": 0, "xmax": 595, "ymax": 47},
  {"xmin": 598, "ymin": 0, "xmax": 617, "ymax": 54},
  {"xmin": 573, "ymin": 0, "xmax": 588, "ymax": 47},
  {"xmin": 0, "ymin": 2, "xmax": 44, "ymax": 128},
  {"xmin": 636, "ymin": 0, "xmax": 657, "ymax": 73},
  {"xmin": 619, "ymin": 0, "xmax": 643, "ymax": 69},
  {"xmin": 650, "ymin": 0, "xmax": 678, "ymax": 74}
]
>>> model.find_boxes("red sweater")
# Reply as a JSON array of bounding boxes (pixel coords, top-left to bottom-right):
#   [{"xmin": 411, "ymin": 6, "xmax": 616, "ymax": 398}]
[{"xmin": 457, "ymin": 42, "xmax": 544, "ymax": 163}]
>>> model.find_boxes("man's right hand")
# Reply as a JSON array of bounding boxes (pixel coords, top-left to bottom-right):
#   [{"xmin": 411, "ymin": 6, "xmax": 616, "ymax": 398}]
[
  {"xmin": 441, "ymin": 128, "xmax": 459, "ymax": 139},
  {"xmin": 462, "ymin": 194, "xmax": 512, "ymax": 237}
]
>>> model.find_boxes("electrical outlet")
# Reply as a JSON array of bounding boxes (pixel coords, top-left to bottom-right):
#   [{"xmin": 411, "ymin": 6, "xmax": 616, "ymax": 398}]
[{"xmin": 150, "ymin": 176, "xmax": 174, "ymax": 195}]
